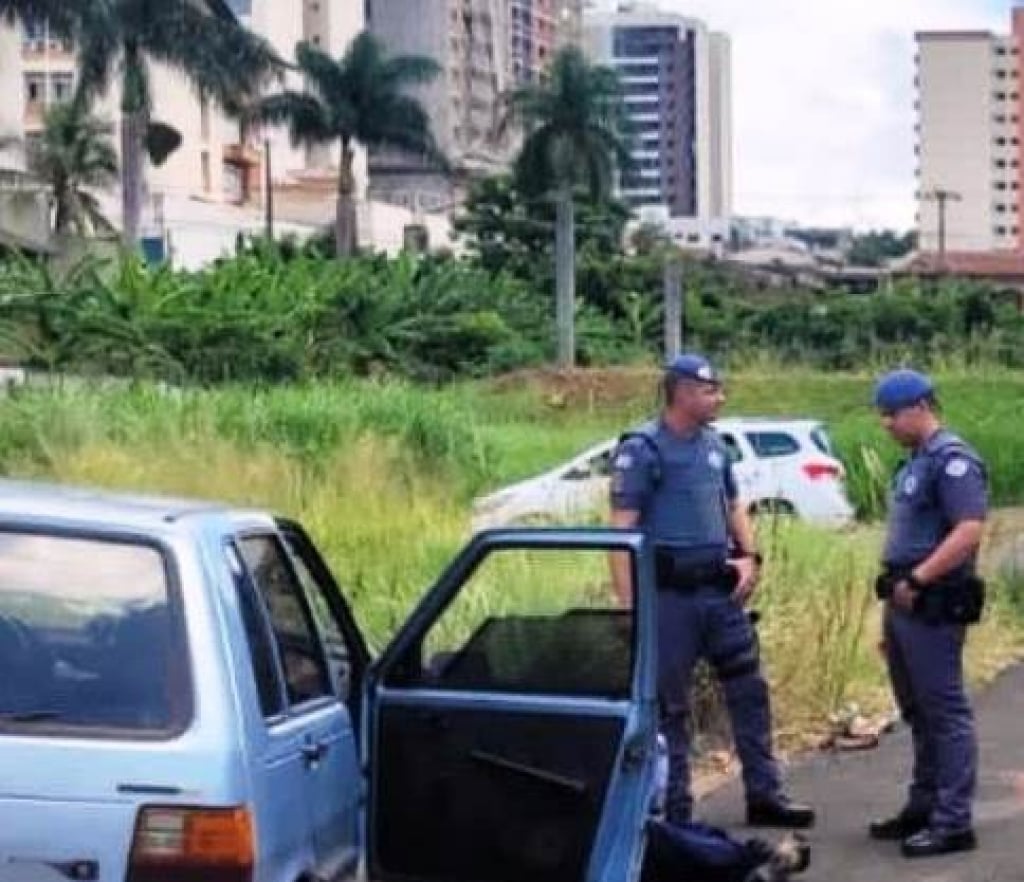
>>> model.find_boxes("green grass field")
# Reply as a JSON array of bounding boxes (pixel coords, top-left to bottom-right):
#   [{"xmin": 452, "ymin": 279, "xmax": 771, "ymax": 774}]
[{"xmin": 1, "ymin": 368, "xmax": 1021, "ymax": 738}]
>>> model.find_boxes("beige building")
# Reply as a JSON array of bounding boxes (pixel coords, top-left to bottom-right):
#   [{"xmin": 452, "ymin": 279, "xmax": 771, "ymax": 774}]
[
  {"xmin": 367, "ymin": 0, "xmax": 584, "ymax": 208},
  {"xmin": 915, "ymin": 9, "xmax": 1024, "ymax": 255},
  {"xmin": 0, "ymin": 1, "xmax": 450, "ymax": 262}
]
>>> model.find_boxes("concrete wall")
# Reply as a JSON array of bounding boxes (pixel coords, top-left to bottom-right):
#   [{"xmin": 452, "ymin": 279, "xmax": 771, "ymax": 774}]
[{"xmin": 707, "ymin": 32, "xmax": 732, "ymax": 218}]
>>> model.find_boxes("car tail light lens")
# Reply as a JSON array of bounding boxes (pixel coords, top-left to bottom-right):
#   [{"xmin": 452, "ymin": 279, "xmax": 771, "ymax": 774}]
[
  {"xmin": 128, "ymin": 807, "xmax": 254, "ymax": 882},
  {"xmin": 802, "ymin": 461, "xmax": 842, "ymax": 481}
]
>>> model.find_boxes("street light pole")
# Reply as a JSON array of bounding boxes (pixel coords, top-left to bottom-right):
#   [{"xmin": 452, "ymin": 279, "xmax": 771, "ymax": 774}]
[
  {"xmin": 922, "ymin": 187, "xmax": 961, "ymax": 270},
  {"xmin": 264, "ymin": 137, "xmax": 274, "ymax": 241}
]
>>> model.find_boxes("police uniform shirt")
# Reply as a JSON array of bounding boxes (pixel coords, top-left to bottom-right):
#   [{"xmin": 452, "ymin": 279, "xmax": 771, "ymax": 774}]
[
  {"xmin": 611, "ymin": 420, "xmax": 738, "ymax": 560},
  {"xmin": 883, "ymin": 429, "xmax": 988, "ymax": 571}
]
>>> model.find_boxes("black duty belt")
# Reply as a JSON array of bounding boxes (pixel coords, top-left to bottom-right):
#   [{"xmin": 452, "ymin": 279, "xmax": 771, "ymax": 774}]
[
  {"xmin": 654, "ymin": 549, "xmax": 737, "ymax": 593},
  {"xmin": 875, "ymin": 564, "xmax": 985, "ymax": 626}
]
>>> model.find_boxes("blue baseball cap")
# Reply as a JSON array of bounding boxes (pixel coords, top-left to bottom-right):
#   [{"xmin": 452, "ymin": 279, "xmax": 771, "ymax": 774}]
[
  {"xmin": 665, "ymin": 353, "xmax": 721, "ymax": 385},
  {"xmin": 873, "ymin": 369, "xmax": 934, "ymax": 412}
]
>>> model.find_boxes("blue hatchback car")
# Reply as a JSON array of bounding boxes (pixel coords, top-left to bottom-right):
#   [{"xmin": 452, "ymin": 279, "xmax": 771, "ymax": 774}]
[{"xmin": 0, "ymin": 480, "xmax": 659, "ymax": 882}]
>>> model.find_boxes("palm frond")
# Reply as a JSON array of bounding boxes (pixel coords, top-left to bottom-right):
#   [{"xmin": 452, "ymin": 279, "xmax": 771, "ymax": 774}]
[
  {"xmin": 143, "ymin": 0, "xmax": 283, "ymax": 113},
  {"xmin": 145, "ymin": 120, "xmax": 182, "ymax": 167},
  {"xmin": 256, "ymin": 91, "xmax": 333, "ymax": 147}
]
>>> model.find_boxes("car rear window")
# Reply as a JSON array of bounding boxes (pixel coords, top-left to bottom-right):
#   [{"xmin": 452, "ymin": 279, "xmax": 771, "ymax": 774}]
[
  {"xmin": 810, "ymin": 427, "xmax": 834, "ymax": 456},
  {"xmin": 745, "ymin": 431, "xmax": 800, "ymax": 458},
  {"xmin": 0, "ymin": 531, "xmax": 188, "ymax": 735}
]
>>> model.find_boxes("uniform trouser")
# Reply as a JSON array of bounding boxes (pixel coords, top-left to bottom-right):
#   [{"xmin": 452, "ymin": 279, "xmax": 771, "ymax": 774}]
[
  {"xmin": 657, "ymin": 585, "xmax": 782, "ymax": 824},
  {"xmin": 884, "ymin": 604, "xmax": 977, "ymax": 833}
]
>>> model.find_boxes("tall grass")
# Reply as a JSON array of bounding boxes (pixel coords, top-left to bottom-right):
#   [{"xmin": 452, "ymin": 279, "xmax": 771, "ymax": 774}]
[{"xmin": 2, "ymin": 373, "xmax": 1022, "ymax": 738}]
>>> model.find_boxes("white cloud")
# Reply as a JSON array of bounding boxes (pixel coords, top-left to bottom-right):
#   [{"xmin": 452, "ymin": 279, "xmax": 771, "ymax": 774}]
[{"xmin": 649, "ymin": 0, "xmax": 1008, "ymax": 229}]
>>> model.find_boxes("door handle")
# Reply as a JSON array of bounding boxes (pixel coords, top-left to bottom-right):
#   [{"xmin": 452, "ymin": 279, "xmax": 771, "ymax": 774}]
[{"xmin": 301, "ymin": 739, "xmax": 328, "ymax": 766}]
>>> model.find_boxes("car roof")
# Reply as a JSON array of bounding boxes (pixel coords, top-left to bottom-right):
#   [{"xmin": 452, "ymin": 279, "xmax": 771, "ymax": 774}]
[
  {"xmin": 714, "ymin": 417, "xmax": 822, "ymax": 430},
  {"xmin": 0, "ymin": 478, "xmax": 261, "ymax": 532}
]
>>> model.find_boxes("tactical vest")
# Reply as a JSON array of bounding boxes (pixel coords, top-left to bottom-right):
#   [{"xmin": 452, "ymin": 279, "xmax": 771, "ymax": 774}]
[
  {"xmin": 619, "ymin": 422, "xmax": 731, "ymax": 555},
  {"xmin": 883, "ymin": 431, "xmax": 984, "ymax": 570}
]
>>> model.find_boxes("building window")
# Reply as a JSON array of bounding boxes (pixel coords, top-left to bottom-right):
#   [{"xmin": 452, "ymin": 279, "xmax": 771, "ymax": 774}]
[
  {"xmin": 50, "ymin": 72, "xmax": 73, "ymax": 102},
  {"xmin": 24, "ymin": 72, "xmax": 45, "ymax": 103},
  {"xmin": 995, "ymin": 226, "xmax": 1007, "ymax": 235}
]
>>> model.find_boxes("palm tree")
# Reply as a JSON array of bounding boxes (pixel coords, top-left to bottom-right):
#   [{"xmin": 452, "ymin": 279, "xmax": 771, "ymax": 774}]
[
  {"xmin": 505, "ymin": 46, "xmax": 631, "ymax": 368},
  {"xmin": 0, "ymin": 0, "xmax": 82, "ymax": 32},
  {"xmin": 257, "ymin": 33, "xmax": 442, "ymax": 257},
  {"xmin": 28, "ymin": 102, "xmax": 119, "ymax": 236},
  {"xmin": 69, "ymin": 0, "xmax": 280, "ymax": 246}
]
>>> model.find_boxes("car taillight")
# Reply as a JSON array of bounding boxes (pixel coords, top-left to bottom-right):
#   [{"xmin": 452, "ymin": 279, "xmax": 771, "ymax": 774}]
[
  {"xmin": 128, "ymin": 807, "xmax": 254, "ymax": 882},
  {"xmin": 802, "ymin": 461, "xmax": 842, "ymax": 481}
]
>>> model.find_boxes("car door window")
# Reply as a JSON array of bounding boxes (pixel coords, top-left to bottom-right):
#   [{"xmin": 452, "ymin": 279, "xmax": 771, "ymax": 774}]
[
  {"xmin": 226, "ymin": 542, "xmax": 286, "ymax": 719},
  {"xmin": 589, "ymin": 448, "xmax": 613, "ymax": 476},
  {"xmin": 745, "ymin": 431, "xmax": 800, "ymax": 458},
  {"xmin": 238, "ymin": 535, "xmax": 330, "ymax": 707},
  {"xmin": 719, "ymin": 432, "xmax": 744, "ymax": 463},
  {"xmin": 388, "ymin": 548, "xmax": 633, "ymax": 698},
  {"xmin": 282, "ymin": 539, "xmax": 356, "ymax": 704}
]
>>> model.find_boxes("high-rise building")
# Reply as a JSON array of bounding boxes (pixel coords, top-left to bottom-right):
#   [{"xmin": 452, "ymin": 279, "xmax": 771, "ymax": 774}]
[
  {"xmin": 367, "ymin": 1, "xmax": 585, "ymax": 208},
  {"xmin": 367, "ymin": 0, "xmax": 515, "ymax": 208},
  {"xmin": 915, "ymin": 10, "xmax": 1024, "ymax": 255},
  {"xmin": 509, "ymin": 1, "xmax": 583, "ymax": 84},
  {"xmin": 583, "ymin": 2, "xmax": 732, "ymax": 246}
]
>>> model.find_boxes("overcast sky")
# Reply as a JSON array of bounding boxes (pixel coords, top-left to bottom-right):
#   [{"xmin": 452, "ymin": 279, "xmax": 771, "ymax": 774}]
[{"xmin": 642, "ymin": 0, "xmax": 1009, "ymax": 230}]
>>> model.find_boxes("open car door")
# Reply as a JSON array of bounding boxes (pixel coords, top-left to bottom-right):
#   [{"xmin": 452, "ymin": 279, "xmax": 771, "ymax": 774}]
[{"xmin": 364, "ymin": 528, "xmax": 658, "ymax": 882}]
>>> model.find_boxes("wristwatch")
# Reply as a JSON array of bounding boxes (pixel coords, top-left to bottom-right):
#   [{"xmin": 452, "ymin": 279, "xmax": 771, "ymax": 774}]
[
  {"xmin": 905, "ymin": 572, "xmax": 926, "ymax": 592},
  {"xmin": 736, "ymin": 549, "xmax": 764, "ymax": 566}
]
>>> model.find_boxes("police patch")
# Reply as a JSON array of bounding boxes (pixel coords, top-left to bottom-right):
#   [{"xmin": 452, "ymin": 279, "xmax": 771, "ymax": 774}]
[
  {"xmin": 902, "ymin": 474, "xmax": 918, "ymax": 495},
  {"xmin": 945, "ymin": 458, "xmax": 970, "ymax": 478},
  {"xmin": 708, "ymin": 449, "xmax": 725, "ymax": 470}
]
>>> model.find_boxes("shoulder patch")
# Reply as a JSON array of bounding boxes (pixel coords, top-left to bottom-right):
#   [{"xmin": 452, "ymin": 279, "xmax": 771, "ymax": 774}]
[
  {"xmin": 945, "ymin": 458, "xmax": 970, "ymax": 478},
  {"xmin": 707, "ymin": 448, "xmax": 725, "ymax": 470},
  {"xmin": 613, "ymin": 452, "xmax": 634, "ymax": 470}
]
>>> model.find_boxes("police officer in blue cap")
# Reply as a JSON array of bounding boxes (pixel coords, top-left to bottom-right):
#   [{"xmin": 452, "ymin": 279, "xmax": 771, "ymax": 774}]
[
  {"xmin": 869, "ymin": 368, "xmax": 988, "ymax": 858},
  {"xmin": 609, "ymin": 353, "xmax": 815, "ymax": 829}
]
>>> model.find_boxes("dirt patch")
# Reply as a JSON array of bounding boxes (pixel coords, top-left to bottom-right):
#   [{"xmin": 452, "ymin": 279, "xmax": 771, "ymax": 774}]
[{"xmin": 487, "ymin": 367, "xmax": 659, "ymax": 412}]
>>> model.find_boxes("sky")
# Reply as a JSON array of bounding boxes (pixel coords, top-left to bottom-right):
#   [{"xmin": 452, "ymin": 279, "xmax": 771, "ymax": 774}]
[{"xmin": 635, "ymin": 0, "xmax": 1008, "ymax": 230}]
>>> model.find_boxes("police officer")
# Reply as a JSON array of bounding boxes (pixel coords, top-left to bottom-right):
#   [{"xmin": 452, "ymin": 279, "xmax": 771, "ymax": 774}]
[
  {"xmin": 609, "ymin": 353, "xmax": 814, "ymax": 829},
  {"xmin": 869, "ymin": 369, "xmax": 987, "ymax": 858}
]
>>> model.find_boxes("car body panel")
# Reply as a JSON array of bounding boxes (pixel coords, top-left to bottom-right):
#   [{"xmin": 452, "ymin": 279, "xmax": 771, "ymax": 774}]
[
  {"xmin": 472, "ymin": 417, "xmax": 855, "ymax": 529},
  {"xmin": 0, "ymin": 482, "xmax": 655, "ymax": 882}
]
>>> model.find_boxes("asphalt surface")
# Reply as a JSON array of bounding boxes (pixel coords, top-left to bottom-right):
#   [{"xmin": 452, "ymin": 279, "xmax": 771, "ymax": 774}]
[{"xmin": 698, "ymin": 665, "xmax": 1024, "ymax": 882}]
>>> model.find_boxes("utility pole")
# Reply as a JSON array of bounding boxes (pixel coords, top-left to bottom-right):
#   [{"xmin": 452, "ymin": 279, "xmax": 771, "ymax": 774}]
[
  {"xmin": 263, "ymin": 138, "xmax": 273, "ymax": 241},
  {"xmin": 663, "ymin": 254, "xmax": 683, "ymax": 361},
  {"xmin": 922, "ymin": 187, "xmax": 961, "ymax": 270}
]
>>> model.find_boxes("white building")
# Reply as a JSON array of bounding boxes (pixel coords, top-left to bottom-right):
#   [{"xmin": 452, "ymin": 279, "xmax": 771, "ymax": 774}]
[
  {"xmin": 915, "ymin": 10, "xmax": 1024, "ymax": 254},
  {"xmin": 584, "ymin": 1, "xmax": 733, "ymax": 250},
  {"xmin": 0, "ymin": 1, "xmax": 449, "ymax": 262}
]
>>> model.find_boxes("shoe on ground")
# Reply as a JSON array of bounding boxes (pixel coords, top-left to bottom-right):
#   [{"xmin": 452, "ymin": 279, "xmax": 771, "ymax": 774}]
[
  {"xmin": 901, "ymin": 827, "xmax": 977, "ymax": 859},
  {"xmin": 746, "ymin": 796, "xmax": 816, "ymax": 829},
  {"xmin": 868, "ymin": 808, "xmax": 930, "ymax": 841}
]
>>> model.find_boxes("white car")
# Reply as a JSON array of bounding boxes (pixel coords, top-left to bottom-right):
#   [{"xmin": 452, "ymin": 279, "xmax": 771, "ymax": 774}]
[{"xmin": 472, "ymin": 417, "xmax": 855, "ymax": 529}]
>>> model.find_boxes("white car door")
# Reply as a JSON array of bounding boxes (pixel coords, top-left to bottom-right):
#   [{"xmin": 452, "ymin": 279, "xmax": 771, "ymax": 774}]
[{"xmin": 717, "ymin": 430, "xmax": 761, "ymax": 503}]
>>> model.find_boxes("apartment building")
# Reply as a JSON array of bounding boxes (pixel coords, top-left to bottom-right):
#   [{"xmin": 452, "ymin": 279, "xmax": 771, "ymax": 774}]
[
  {"xmin": 508, "ymin": 0, "xmax": 583, "ymax": 84},
  {"xmin": 367, "ymin": 0, "xmax": 585, "ymax": 208},
  {"xmin": 915, "ymin": 10, "xmax": 1024, "ymax": 255},
  {"xmin": 584, "ymin": 2, "xmax": 733, "ymax": 249}
]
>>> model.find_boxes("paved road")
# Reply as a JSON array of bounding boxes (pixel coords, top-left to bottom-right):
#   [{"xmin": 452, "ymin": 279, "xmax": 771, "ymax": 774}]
[{"xmin": 698, "ymin": 665, "xmax": 1024, "ymax": 881}]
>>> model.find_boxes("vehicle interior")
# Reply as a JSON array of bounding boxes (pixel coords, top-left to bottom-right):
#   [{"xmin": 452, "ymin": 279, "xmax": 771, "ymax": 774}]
[{"xmin": 372, "ymin": 563, "xmax": 635, "ymax": 882}]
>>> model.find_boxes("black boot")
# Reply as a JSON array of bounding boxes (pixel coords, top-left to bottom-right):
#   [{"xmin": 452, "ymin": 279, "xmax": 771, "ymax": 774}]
[
  {"xmin": 747, "ymin": 796, "xmax": 816, "ymax": 829},
  {"xmin": 867, "ymin": 808, "xmax": 930, "ymax": 841},
  {"xmin": 901, "ymin": 827, "xmax": 977, "ymax": 858}
]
